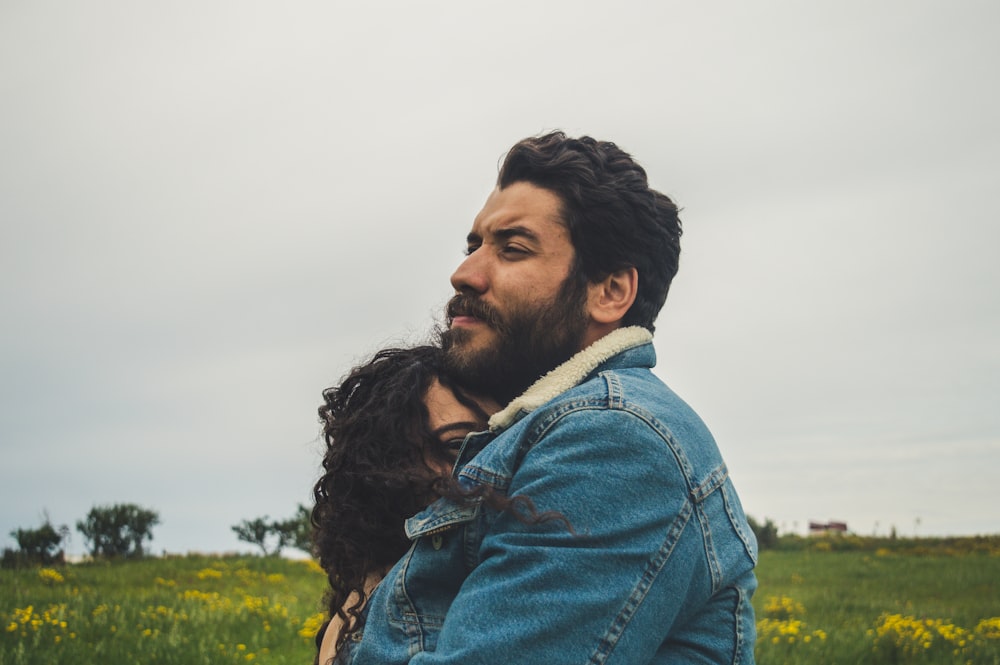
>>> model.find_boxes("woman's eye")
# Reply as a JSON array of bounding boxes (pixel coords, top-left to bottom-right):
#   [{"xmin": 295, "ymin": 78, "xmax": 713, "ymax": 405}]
[
  {"xmin": 431, "ymin": 437, "xmax": 467, "ymax": 462},
  {"xmin": 443, "ymin": 438, "xmax": 466, "ymax": 452}
]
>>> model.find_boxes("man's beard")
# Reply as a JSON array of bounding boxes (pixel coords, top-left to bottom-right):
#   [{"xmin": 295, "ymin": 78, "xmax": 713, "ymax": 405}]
[{"xmin": 440, "ymin": 275, "xmax": 590, "ymax": 405}]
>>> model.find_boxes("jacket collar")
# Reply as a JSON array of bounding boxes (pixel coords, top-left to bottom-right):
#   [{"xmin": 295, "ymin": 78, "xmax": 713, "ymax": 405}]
[{"xmin": 488, "ymin": 326, "xmax": 653, "ymax": 431}]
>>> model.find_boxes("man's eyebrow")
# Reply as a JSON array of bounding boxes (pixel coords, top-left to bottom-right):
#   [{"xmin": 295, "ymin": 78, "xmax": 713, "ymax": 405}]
[
  {"xmin": 493, "ymin": 225, "xmax": 541, "ymax": 243},
  {"xmin": 466, "ymin": 224, "xmax": 541, "ymax": 245}
]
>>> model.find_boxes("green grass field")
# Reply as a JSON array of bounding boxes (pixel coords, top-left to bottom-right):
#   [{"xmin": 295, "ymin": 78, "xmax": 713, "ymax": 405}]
[
  {"xmin": 1, "ymin": 555, "xmax": 326, "ymax": 664},
  {"xmin": 2, "ymin": 537, "xmax": 999, "ymax": 664},
  {"xmin": 753, "ymin": 544, "xmax": 1000, "ymax": 664}
]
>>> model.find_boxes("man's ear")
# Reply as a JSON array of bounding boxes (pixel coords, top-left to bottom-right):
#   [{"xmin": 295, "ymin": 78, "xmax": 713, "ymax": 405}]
[{"xmin": 587, "ymin": 267, "xmax": 638, "ymax": 325}]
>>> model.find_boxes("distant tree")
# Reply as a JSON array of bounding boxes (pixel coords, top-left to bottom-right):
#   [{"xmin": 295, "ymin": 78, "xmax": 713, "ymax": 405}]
[
  {"xmin": 77, "ymin": 504, "xmax": 160, "ymax": 559},
  {"xmin": 278, "ymin": 504, "xmax": 313, "ymax": 555},
  {"xmin": 747, "ymin": 515, "xmax": 779, "ymax": 550},
  {"xmin": 295, "ymin": 503, "xmax": 313, "ymax": 554},
  {"xmin": 3, "ymin": 516, "xmax": 66, "ymax": 567},
  {"xmin": 233, "ymin": 505, "xmax": 312, "ymax": 557},
  {"xmin": 232, "ymin": 517, "xmax": 276, "ymax": 556}
]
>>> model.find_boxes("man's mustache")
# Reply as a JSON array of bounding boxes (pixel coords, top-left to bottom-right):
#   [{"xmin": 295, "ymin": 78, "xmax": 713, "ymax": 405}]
[{"xmin": 446, "ymin": 294, "xmax": 503, "ymax": 330}]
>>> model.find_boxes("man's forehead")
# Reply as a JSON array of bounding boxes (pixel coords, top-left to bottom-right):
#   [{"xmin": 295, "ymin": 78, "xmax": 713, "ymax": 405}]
[{"xmin": 469, "ymin": 183, "xmax": 566, "ymax": 237}]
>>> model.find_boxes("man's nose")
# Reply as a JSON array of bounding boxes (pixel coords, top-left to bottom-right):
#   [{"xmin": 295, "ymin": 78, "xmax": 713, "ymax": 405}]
[{"xmin": 450, "ymin": 250, "xmax": 488, "ymax": 294}]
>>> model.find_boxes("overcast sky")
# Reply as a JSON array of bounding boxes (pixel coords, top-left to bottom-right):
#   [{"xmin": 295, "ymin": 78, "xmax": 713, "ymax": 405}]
[{"xmin": 2, "ymin": 1, "xmax": 997, "ymax": 557}]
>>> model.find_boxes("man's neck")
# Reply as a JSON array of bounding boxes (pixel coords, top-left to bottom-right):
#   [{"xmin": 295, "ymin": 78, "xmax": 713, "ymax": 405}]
[
  {"xmin": 579, "ymin": 321, "xmax": 623, "ymax": 353},
  {"xmin": 488, "ymin": 326, "xmax": 653, "ymax": 430}
]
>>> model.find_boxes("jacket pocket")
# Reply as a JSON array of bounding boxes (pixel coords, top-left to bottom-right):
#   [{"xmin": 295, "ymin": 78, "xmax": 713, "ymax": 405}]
[{"xmin": 385, "ymin": 497, "xmax": 481, "ymax": 651}]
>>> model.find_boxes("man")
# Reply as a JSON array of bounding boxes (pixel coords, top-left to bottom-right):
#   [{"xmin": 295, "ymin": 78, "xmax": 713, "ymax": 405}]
[{"xmin": 350, "ymin": 132, "xmax": 757, "ymax": 664}]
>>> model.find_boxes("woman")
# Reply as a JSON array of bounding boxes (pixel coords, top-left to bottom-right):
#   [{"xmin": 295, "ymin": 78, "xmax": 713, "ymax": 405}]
[{"xmin": 311, "ymin": 345, "xmax": 499, "ymax": 665}]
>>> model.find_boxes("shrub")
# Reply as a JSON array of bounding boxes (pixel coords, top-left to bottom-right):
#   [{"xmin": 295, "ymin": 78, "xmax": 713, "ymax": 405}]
[
  {"xmin": 4, "ymin": 519, "xmax": 66, "ymax": 568},
  {"xmin": 747, "ymin": 515, "xmax": 779, "ymax": 550},
  {"xmin": 77, "ymin": 504, "xmax": 160, "ymax": 559}
]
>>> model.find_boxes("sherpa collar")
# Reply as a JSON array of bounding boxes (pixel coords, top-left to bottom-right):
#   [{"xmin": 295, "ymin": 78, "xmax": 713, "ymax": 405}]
[{"xmin": 488, "ymin": 326, "xmax": 653, "ymax": 431}]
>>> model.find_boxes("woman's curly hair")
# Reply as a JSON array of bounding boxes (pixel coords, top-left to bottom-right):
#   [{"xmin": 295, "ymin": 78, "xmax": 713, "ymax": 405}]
[{"xmin": 311, "ymin": 345, "xmax": 487, "ymax": 652}]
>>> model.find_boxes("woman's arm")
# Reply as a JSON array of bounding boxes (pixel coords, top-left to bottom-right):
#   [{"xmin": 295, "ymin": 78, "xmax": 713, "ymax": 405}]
[{"xmin": 317, "ymin": 615, "xmax": 343, "ymax": 665}]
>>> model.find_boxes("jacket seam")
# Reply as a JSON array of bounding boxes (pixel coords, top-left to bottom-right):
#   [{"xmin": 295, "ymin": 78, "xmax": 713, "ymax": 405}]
[
  {"xmin": 733, "ymin": 585, "xmax": 749, "ymax": 665},
  {"xmin": 504, "ymin": 389, "xmax": 701, "ymax": 492},
  {"xmin": 696, "ymin": 499, "xmax": 723, "ymax": 592},
  {"xmin": 723, "ymin": 483, "xmax": 759, "ymax": 564},
  {"xmin": 587, "ymin": 498, "xmax": 694, "ymax": 665}
]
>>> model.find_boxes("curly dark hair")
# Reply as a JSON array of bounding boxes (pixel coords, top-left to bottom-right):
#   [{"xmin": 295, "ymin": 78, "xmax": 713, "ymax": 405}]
[
  {"xmin": 498, "ymin": 131, "xmax": 683, "ymax": 332},
  {"xmin": 311, "ymin": 345, "xmax": 488, "ymax": 653}
]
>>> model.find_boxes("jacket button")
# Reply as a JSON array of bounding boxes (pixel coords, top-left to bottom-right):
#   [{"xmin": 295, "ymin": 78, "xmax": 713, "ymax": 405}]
[{"xmin": 431, "ymin": 534, "xmax": 444, "ymax": 550}]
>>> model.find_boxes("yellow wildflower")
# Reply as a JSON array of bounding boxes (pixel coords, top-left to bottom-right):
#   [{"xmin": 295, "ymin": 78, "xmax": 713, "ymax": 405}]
[
  {"xmin": 762, "ymin": 595, "xmax": 805, "ymax": 620},
  {"xmin": 976, "ymin": 617, "xmax": 1000, "ymax": 639},
  {"xmin": 196, "ymin": 568, "xmax": 224, "ymax": 580},
  {"xmin": 300, "ymin": 612, "xmax": 328, "ymax": 639},
  {"xmin": 38, "ymin": 568, "xmax": 65, "ymax": 584}
]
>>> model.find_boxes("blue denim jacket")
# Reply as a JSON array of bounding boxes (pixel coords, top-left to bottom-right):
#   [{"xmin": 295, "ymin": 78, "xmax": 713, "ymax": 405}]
[{"xmin": 349, "ymin": 328, "xmax": 758, "ymax": 664}]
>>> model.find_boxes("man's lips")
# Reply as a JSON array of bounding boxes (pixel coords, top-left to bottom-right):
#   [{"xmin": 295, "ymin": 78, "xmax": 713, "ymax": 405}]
[
  {"xmin": 447, "ymin": 294, "xmax": 500, "ymax": 330},
  {"xmin": 450, "ymin": 315, "xmax": 485, "ymax": 328}
]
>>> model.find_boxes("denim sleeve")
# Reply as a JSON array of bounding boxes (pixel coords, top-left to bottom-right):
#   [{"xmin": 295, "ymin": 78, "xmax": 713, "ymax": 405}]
[{"xmin": 410, "ymin": 408, "xmax": 715, "ymax": 664}]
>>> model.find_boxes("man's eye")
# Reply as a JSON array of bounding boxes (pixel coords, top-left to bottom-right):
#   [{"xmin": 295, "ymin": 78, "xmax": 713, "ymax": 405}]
[
  {"xmin": 463, "ymin": 244, "xmax": 480, "ymax": 256},
  {"xmin": 501, "ymin": 244, "xmax": 528, "ymax": 256}
]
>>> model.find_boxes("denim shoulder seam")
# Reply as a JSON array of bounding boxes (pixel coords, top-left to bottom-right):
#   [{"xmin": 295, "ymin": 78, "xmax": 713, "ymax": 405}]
[{"xmin": 518, "ymin": 389, "xmax": 703, "ymax": 494}]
